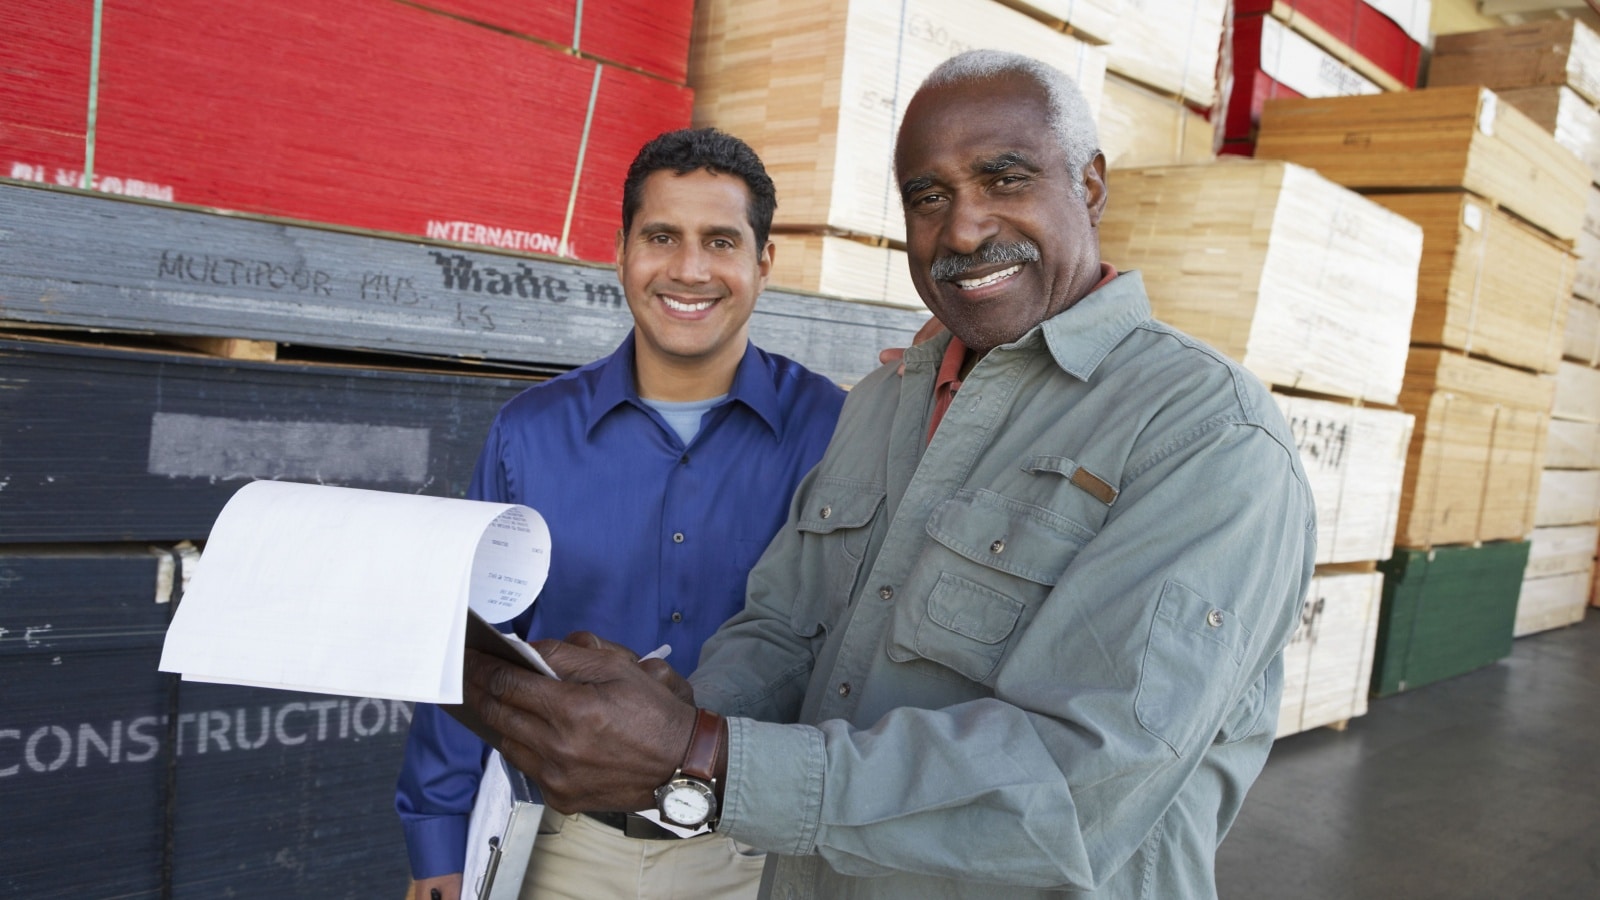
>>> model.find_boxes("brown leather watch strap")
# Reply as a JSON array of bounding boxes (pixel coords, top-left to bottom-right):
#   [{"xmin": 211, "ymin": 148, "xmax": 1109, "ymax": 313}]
[{"xmin": 680, "ymin": 707, "xmax": 723, "ymax": 783}]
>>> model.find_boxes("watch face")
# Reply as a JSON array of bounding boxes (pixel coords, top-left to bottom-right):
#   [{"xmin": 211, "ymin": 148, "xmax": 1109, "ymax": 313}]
[{"xmin": 657, "ymin": 778, "xmax": 716, "ymax": 827}]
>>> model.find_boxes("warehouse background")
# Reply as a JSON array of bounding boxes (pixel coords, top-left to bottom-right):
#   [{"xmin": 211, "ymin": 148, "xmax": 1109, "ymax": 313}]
[{"xmin": 2, "ymin": 0, "xmax": 1597, "ymax": 895}]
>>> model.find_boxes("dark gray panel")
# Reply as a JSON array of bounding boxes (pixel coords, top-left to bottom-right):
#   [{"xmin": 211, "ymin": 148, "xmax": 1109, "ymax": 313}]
[{"xmin": 0, "ymin": 180, "xmax": 925, "ymax": 384}]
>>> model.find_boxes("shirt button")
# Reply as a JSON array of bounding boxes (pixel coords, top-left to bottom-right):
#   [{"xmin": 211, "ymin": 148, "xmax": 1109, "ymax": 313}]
[
  {"xmin": 878, "ymin": 585, "xmax": 894, "ymax": 601},
  {"xmin": 837, "ymin": 682, "xmax": 851, "ymax": 697},
  {"xmin": 679, "ymin": 454, "xmax": 689, "ymax": 465},
  {"xmin": 1207, "ymin": 609, "xmax": 1225, "ymax": 628},
  {"xmin": 820, "ymin": 505, "xmax": 832, "ymax": 519},
  {"xmin": 671, "ymin": 611, "xmax": 683, "ymax": 623},
  {"xmin": 989, "ymin": 539, "xmax": 1005, "ymax": 554},
  {"xmin": 672, "ymin": 532, "xmax": 685, "ymax": 544}
]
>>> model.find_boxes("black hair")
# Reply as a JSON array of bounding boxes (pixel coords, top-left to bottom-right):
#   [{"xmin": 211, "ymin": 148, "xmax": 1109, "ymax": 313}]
[{"xmin": 620, "ymin": 127, "xmax": 777, "ymax": 245}]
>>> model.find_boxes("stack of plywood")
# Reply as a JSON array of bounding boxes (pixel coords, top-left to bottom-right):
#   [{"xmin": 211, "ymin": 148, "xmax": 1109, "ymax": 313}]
[
  {"xmin": 689, "ymin": 0, "xmax": 1107, "ymax": 309},
  {"xmin": 1098, "ymin": 0, "xmax": 1227, "ymax": 108},
  {"xmin": 1425, "ymin": 19, "xmax": 1600, "ymax": 635},
  {"xmin": 1099, "ymin": 158, "xmax": 1420, "ymax": 735},
  {"xmin": 1098, "ymin": 72, "xmax": 1216, "ymax": 171},
  {"xmin": 1099, "ymin": 159, "xmax": 1420, "ymax": 404}
]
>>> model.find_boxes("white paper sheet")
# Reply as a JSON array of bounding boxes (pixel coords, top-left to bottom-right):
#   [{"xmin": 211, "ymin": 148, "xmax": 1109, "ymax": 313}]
[{"xmin": 158, "ymin": 480, "xmax": 552, "ymax": 703}]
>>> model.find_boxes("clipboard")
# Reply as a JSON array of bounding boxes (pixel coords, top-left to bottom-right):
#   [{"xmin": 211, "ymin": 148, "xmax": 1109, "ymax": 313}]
[{"xmin": 465, "ymin": 750, "xmax": 543, "ymax": 900}]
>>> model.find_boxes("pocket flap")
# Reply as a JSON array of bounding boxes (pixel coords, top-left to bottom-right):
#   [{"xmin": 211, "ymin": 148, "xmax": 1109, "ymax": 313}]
[
  {"xmin": 796, "ymin": 476, "xmax": 884, "ymax": 535},
  {"xmin": 927, "ymin": 573, "xmax": 1023, "ymax": 645},
  {"xmin": 926, "ymin": 490, "xmax": 1088, "ymax": 585}
]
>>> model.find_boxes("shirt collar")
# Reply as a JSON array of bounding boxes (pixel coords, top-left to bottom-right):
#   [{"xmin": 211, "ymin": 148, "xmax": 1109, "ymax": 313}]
[
  {"xmin": 921, "ymin": 263, "xmax": 1141, "ymax": 386},
  {"xmin": 586, "ymin": 331, "xmax": 783, "ymax": 438},
  {"xmin": 1040, "ymin": 267, "xmax": 1150, "ymax": 382}
]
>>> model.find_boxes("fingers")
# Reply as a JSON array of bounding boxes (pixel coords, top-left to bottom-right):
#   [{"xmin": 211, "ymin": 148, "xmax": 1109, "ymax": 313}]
[
  {"xmin": 879, "ymin": 346, "xmax": 907, "ymax": 366},
  {"xmin": 639, "ymin": 657, "xmax": 695, "ymax": 705}
]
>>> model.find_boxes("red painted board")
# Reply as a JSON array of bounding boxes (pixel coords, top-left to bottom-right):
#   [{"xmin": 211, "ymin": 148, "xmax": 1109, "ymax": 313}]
[
  {"xmin": 1225, "ymin": 16, "xmax": 1308, "ymax": 144},
  {"xmin": 1235, "ymin": 0, "xmax": 1419, "ymax": 88},
  {"xmin": 1, "ymin": 0, "xmax": 92, "ymax": 185}
]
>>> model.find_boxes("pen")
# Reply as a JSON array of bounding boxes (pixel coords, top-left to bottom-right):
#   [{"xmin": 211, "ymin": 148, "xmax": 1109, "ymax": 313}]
[
  {"xmin": 430, "ymin": 889, "xmax": 441, "ymax": 900},
  {"xmin": 640, "ymin": 643, "xmax": 672, "ymax": 662}
]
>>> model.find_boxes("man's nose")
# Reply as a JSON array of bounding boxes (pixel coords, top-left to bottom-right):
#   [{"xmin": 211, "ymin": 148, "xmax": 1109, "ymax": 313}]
[
  {"xmin": 942, "ymin": 195, "xmax": 1001, "ymax": 256},
  {"xmin": 667, "ymin": 243, "xmax": 713, "ymax": 284}
]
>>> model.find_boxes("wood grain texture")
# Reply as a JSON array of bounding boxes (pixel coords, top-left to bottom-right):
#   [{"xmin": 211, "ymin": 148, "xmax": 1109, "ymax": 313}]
[
  {"xmin": 1498, "ymin": 86, "xmax": 1600, "ymax": 188},
  {"xmin": 1099, "ymin": 159, "xmax": 1420, "ymax": 404},
  {"xmin": 1099, "ymin": 73, "xmax": 1216, "ymax": 170},
  {"xmin": 0, "ymin": 182, "xmax": 925, "ymax": 386},
  {"xmin": 1371, "ymin": 192, "xmax": 1573, "ymax": 374},
  {"xmin": 1100, "ymin": 0, "xmax": 1227, "ymax": 106},
  {"xmin": 1255, "ymin": 86, "xmax": 1591, "ymax": 243},
  {"xmin": 1429, "ymin": 18, "xmax": 1600, "ymax": 108}
]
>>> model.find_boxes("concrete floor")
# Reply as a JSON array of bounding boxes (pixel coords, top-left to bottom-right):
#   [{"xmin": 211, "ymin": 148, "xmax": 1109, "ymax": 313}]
[{"xmin": 1218, "ymin": 614, "xmax": 1600, "ymax": 899}]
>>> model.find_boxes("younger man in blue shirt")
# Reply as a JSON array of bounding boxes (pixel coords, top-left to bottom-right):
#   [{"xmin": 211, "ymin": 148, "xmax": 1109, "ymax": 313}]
[{"xmin": 395, "ymin": 128, "xmax": 845, "ymax": 900}]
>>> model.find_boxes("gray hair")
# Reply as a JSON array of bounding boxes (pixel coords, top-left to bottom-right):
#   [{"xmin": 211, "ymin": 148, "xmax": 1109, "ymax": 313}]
[{"xmin": 919, "ymin": 49, "xmax": 1100, "ymax": 196}]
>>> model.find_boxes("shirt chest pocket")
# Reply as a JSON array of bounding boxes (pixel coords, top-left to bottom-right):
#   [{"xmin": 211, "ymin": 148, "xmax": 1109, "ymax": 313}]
[
  {"xmin": 788, "ymin": 475, "xmax": 885, "ymax": 637},
  {"xmin": 887, "ymin": 489, "xmax": 1092, "ymax": 684}
]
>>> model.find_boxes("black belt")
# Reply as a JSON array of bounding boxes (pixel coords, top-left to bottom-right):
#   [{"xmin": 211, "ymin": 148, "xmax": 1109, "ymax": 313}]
[{"xmin": 584, "ymin": 811, "xmax": 684, "ymax": 840}]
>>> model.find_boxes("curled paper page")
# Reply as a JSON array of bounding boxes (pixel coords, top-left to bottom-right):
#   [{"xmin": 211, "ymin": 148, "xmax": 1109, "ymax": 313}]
[{"xmin": 158, "ymin": 480, "xmax": 551, "ymax": 703}]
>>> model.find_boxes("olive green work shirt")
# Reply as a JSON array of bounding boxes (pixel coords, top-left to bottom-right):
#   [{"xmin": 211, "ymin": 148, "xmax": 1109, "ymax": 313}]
[{"xmin": 691, "ymin": 271, "xmax": 1318, "ymax": 899}]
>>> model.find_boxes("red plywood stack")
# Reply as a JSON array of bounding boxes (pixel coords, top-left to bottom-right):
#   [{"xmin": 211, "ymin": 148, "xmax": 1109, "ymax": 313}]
[
  {"xmin": 1223, "ymin": 0, "xmax": 1427, "ymax": 154},
  {"xmin": 0, "ymin": 0, "xmax": 694, "ymax": 263}
]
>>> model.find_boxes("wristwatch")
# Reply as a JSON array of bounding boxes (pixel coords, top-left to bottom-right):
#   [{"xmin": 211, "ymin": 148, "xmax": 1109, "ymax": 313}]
[{"xmin": 654, "ymin": 707, "xmax": 723, "ymax": 828}]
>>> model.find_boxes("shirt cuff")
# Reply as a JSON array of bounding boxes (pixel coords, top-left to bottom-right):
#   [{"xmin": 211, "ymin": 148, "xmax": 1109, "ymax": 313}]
[
  {"xmin": 401, "ymin": 814, "xmax": 470, "ymax": 880},
  {"xmin": 718, "ymin": 716, "xmax": 826, "ymax": 855}
]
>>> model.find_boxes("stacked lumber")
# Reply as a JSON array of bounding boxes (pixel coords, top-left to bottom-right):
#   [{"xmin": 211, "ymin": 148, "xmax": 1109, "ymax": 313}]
[
  {"xmin": 1395, "ymin": 350, "xmax": 1553, "ymax": 548},
  {"xmin": 1098, "ymin": 73, "xmax": 1216, "ymax": 170},
  {"xmin": 0, "ymin": 0, "xmax": 696, "ymax": 264},
  {"xmin": 1427, "ymin": 18, "xmax": 1600, "ymax": 110},
  {"xmin": 1098, "ymin": 159, "xmax": 1421, "ymax": 405},
  {"xmin": 996, "ymin": 0, "xmax": 1126, "ymax": 45},
  {"xmin": 1098, "ymin": 0, "xmax": 1227, "ymax": 108},
  {"xmin": 1222, "ymin": 13, "xmax": 1381, "ymax": 153},
  {"xmin": 1579, "ymin": 189, "xmax": 1600, "ymax": 303},
  {"xmin": 688, "ymin": 0, "xmax": 1106, "ymax": 308},
  {"xmin": 1254, "ymin": 86, "xmax": 1590, "ymax": 242},
  {"xmin": 1525, "ymin": 357, "xmax": 1600, "ymax": 626},
  {"xmin": 1278, "ymin": 570, "xmax": 1384, "ymax": 736}
]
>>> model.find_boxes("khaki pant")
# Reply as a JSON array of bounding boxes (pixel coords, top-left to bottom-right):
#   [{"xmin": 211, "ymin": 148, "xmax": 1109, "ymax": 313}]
[{"xmin": 517, "ymin": 811, "xmax": 765, "ymax": 900}]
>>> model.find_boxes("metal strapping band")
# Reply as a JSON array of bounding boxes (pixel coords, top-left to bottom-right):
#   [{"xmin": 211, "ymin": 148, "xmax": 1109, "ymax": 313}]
[{"xmin": 558, "ymin": 64, "xmax": 604, "ymax": 258}]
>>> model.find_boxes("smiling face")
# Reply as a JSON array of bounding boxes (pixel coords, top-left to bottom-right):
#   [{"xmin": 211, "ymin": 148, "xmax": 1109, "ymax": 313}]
[
  {"xmin": 896, "ymin": 72, "xmax": 1107, "ymax": 355},
  {"xmin": 615, "ymin": 168, "xmax": 772, "ymax": 399}
]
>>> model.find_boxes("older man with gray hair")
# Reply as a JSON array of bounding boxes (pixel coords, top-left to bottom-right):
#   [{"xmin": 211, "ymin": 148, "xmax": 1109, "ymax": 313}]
[{"xmin": 456, "ymin": 49, "xmax": 1315, "ymax": 899}]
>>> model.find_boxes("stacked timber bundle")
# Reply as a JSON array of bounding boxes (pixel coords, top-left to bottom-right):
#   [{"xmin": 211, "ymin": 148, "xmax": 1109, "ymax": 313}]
[
  {"xmin": 1098, "ymin": 0, "xmax": 1227, "ymax": 109},
  {"xmin": 1221, "ymin": 0, "xmax": 1429, "ymax": 154},
  {"xmin": 0, "ymin": 0, "xmax": 696, "ymax": 264},
  {"xmin": 1256, "ymin": 85, "xmax": 1586, "ymax": 685},
  {"xmin": 689, "ymin": 0, "xmax": 1106, "ymax": 309},
  {"xmin": 1523, "ymin": 361, "xmax": 1600, "ymax": 633},
  {"xmin": 1099, "ymin": 158, "xmax": 1419, "ymax": 735},
  {"xmin": 1098, "ymin": 72, "xmax": 1216, "ymax": 170}
]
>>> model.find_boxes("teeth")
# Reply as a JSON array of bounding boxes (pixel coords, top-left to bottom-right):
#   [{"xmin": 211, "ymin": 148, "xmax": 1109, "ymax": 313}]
[
  {"xmin": 955, "ymin": 264, "xmax": 1021, "ymax": 290},
  {"xmin": 662, "ymin": 296, "xmax": 715, "ymax": 312}
]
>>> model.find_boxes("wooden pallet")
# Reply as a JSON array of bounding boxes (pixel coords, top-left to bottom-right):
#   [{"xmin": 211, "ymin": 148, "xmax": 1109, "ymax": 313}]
[{"xmin": 1255, "ymin": 86, "xmax": 1591, "ymax": 244}]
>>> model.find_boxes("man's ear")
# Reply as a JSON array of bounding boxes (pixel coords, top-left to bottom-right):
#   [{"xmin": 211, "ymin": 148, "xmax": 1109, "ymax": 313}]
[
  {"xmin": 756, "ymin": 239, "xmax": 775, "ymax": 290},
  {"xmin": 614, "ymin": 227, "xmax": 628, "ymax": 267},
  {"xmin": 1082, "ymin": 152, "xmax": 1108, "ymax": 226}
]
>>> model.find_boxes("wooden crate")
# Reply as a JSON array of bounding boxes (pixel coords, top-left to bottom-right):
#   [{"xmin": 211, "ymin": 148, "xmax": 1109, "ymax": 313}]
[
  {"xmin": 1498, "ymin": 86, "xmax": 1600, "ymax": 188},
  {"xmin": 996, "ymin": 0, "xmax": 1126, "ymax": 45},
  {"xmin": 689, "ymin": 0, "xmax": 1105, "ymax": 244},
  {"xmin": 1278, "ymin": 569, "xmax": 1383, "ymax": 737},
  {"xmin": 1255, "ymin": 86, "xmax": 1591, "ymax": 243},
  {"xmin": 1100, "ymin": 0, "xmax": 1227, "ymax": 107},
  {"xmin": 1273, "ymin": 394, "xmax": 1413, "ymax": 564},
  {"xmin": 1579, "ymin": 187, "xmax": 1600, "ymax": 303},
  {"xmin": 768, "ymin": 233, "xmax": 922, "ymax": 309},
  {"xmin": 1534, "ymin": 468, "xmax": 1600, "ymax": 528},
  {"xmin": 1098, "ymin": 159, "xmax": 1420, "ymax": 404},
  {"xmin": 1555, "ymin": 361, "xmax": 1600, "ymax": 423},
  {"xmin": 1565, "ymin": 294, "xmax": 1600, "ymax": 364},
  {"xmin": 1545, "ymin": 418, "xmax": 1600, "ymax": 469},
  {"xmin": 1514, "ymin": 570, "xmax": 1592, "ymax": 636},
  {"xmin": 1373, "ymin": 540, "xmax": 1530, "ymax": 696},
  {"xmin": 1098, "ymin": 72, "xmax": 1215, "ymax": 170},
  {"xmin": 1396, "ymin": 349, "xmax": 1553, "ymax": 548},
  {"xmin": 1370, "ymin": 193, "xmax": 1574, "ymax": 375},
  {"xmin": 1429, "ymin": 18, "xmax": 1600, "ymax": 108}
]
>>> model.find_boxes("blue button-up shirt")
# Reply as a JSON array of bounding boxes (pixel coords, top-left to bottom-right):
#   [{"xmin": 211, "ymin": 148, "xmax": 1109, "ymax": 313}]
[{"xmin": 396, "ymin": 333, "xmax": 844, "ymax": 878}]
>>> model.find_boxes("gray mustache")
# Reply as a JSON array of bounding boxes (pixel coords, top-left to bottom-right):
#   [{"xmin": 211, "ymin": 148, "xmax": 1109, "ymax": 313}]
[{"xmin": 929, "ymin": 241, "xmax": 1040, "ymax": 281}]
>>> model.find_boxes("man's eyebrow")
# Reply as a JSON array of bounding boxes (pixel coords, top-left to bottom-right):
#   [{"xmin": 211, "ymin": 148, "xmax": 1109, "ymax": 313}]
[
  {"xmin": 636, "ymin": 221, "xmax": 682, "ymax": 236},
  {"xmin": 900, "ymin": 174, "xmax": 935, "ymax": 200},
  {"xmin": 978, "ymin": 151, "xmax": 1039, "ymax": 173}
]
